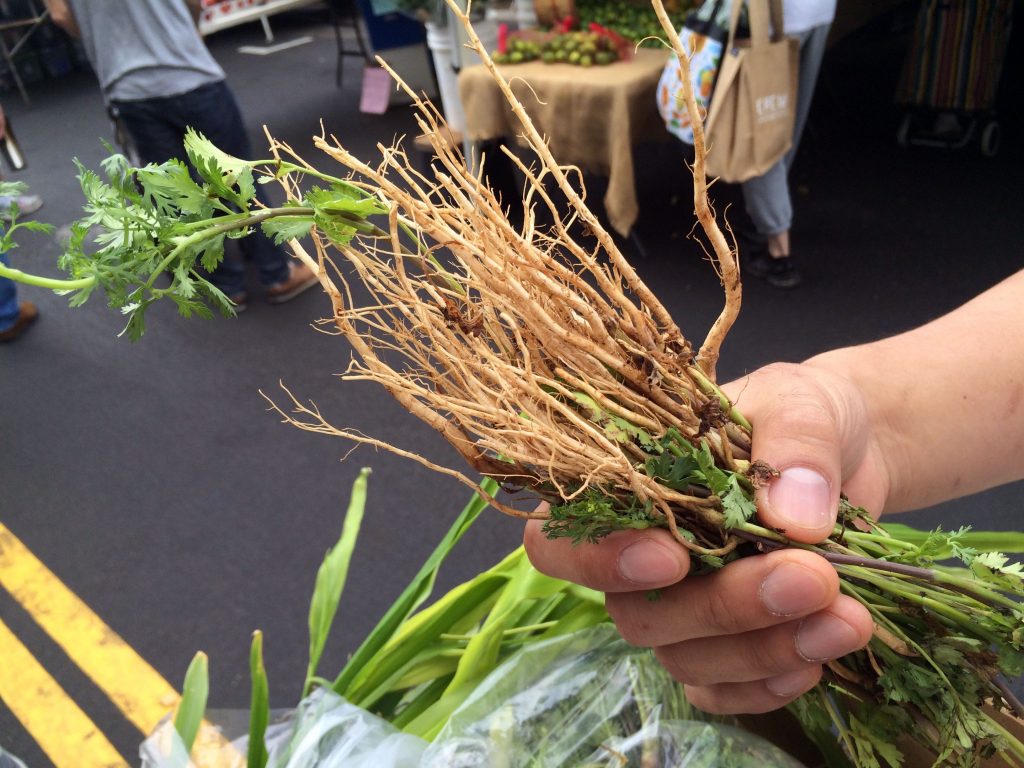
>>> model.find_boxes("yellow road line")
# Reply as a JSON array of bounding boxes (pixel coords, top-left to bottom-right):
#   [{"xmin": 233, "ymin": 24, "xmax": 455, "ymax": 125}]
[
  {"xmin": 0, "ymin": 522, "xmax": 240, "ymax": 768},
  {"xmin": 0, "ymin": 617, "xmax": 127, "ymax": 768}
]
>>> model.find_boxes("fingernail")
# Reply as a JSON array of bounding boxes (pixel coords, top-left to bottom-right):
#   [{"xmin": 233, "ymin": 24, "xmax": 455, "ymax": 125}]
[
  {"xmin": 768, "ymin": 467, "xmax": 832, "ymax": 532},
  {"xmin": 759, "ymin": 562, "xmax": 829, "ymax": 616},
  {"xmin": 765, "ymin": 668, "xmax": 819, "ymax": 697},
  {"xmin": 796, "ymin": 613, "xmax": 862, "ymax": 662},
  {"xmin": 618, "ymin": 539, "xmax": 684, "ymax": 585}
]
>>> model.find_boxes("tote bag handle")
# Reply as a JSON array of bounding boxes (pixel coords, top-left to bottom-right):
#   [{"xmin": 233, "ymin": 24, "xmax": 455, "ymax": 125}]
[{"xmin": 727, "ymin": 0, "xmax": 785, "ymax": 49}]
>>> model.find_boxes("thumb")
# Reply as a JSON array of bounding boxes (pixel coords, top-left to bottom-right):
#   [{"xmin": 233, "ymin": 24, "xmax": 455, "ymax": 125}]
[{"xmin": 726, "ymin": 363, "xmax": 871, "ymax": 543}]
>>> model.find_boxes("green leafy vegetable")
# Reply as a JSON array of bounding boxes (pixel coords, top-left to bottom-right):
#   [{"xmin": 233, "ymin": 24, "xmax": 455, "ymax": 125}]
[
  {"xmin": 0, "ymin": 130, "xmax": 398, "ymax": 340},
  {"xmin": 173, "ymin": 651, "xmax": 209, "ymax": 757},
  {"xmin": 305, "ymin": 467, "xmax": 371, "ymax": 696},
  {"xmin": 247, "ymin": 631, "xmax": 270, "ymax": 768}
]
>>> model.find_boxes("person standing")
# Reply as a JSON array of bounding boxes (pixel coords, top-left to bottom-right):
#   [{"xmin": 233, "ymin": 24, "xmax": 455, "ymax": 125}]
[
  {"xmin": 0, "ymin": 103, "xmax": 41, "ymax": 343},
  {"xmin": 44, "ymin": 0, "xmax": 318, "ymax": 309},
  {"xmin": 742, "ymin": 0, "xmax": 835, "ymax": 288},
  {"xmin": 0, "ymin": 256, "xmax": 38, "ymax": 342}
]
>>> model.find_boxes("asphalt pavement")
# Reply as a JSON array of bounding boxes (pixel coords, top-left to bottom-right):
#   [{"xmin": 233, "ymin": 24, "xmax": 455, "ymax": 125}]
[{"xmin": 1, "ymin": 5, "xmax": 1023, "ymax": 766}]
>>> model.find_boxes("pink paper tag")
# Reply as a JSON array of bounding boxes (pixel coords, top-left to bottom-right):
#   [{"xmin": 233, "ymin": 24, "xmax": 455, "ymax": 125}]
[{"xmin": 360, "ymin": 67, "xmax": 392, "ymax": 115}]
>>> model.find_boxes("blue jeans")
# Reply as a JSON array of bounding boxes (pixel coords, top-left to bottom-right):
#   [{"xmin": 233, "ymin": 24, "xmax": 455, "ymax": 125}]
[
  {"xmin": 0, "ymin": 254, "xmax": 19, "ymax": 332},
  {"xmin": 113, "ymin": 80, "xmax": 290, "ymax": 295}
]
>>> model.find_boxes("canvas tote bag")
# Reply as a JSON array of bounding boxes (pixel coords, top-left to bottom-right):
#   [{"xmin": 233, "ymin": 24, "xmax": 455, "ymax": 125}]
[{"xmin": 703, "ymin": 0, "xmax": 798, "ymax": 182}]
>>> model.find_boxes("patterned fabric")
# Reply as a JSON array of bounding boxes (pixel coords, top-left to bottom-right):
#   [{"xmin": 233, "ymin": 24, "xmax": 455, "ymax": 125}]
[
  {"xmin": 655, "ymin": 0, "xmax": 730, "ymax": 144},
  {"xmin": 896, "ymin": 0, "xmax": 1014, "ymax": 112}
]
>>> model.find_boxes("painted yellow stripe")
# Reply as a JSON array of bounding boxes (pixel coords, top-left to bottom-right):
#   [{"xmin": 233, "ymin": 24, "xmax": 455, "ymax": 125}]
[
  {"xmin": 0, "ymin": 523, "xmax": 240, "ymax": 768},
  {"xmin": 0, "ymin": 617, "xmax": 127, "ymax": 767}
]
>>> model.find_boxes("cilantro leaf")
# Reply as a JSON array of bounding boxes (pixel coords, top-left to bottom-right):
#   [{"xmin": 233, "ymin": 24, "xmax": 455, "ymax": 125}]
[
  {"xmin": 184, "ymin": 128, "xmax": 256, "ymax": 208},
  {"xmin": 262, "ymin": 215, "xmax": 314, "ymax": 245},
  {"xmin": 721, "ymin": 474, "xmax": 756, "ymax": 528}
]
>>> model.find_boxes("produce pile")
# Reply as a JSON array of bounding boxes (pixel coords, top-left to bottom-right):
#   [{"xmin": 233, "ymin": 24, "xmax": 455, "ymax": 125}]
[
  {"xmin": 491, "ymin": 0, "xmax": 692, "ymax": 64},
  {"xmin": 491, "ymin": 30, "xmax": 543, "ymax": 63},
  {"xmin": 576, "ymin": 0, "xmax": 692, "ymax": 46},
  {"xmin": 541, "ymin": 29, "xmax": 626, "ymax": 64},
  {"xmin": 5, "ymin": 0, "xmax": 1024, "ymax": 764},
  {"xmin": 492, "ymin": 28, "xmax": 626, "ymax": 65}
]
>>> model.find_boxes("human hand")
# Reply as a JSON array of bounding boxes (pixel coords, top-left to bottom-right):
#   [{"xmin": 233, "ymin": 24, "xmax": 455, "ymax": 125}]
[{"xmin": 524, "ymin": 361, "xmax": 883, "ymax": 714}]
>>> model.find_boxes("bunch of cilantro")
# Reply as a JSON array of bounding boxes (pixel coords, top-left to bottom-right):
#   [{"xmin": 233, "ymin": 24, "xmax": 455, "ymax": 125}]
[{"xmin": 9, "ymin": 130, "xmax": 385, "ymax": 340}]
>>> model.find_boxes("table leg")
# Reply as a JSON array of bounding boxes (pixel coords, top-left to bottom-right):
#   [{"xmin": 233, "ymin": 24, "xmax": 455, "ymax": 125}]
[
  {"xmin": 0, "ymin": 37, "xmax": 30, "ymax": 105},
  {"xmin": 259, "ymin": 14, "xmax": 274, "ymax": 42}
]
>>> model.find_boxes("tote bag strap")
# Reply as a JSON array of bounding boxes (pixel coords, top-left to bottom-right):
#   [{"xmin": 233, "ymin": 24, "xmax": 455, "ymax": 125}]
[
  {"xmin": 728, "ymin": 0, "xmax": 785, "ymax": 48},
  {"xmin": 768, "ymin": 0, "xmax": 784, "ymax": 41}
]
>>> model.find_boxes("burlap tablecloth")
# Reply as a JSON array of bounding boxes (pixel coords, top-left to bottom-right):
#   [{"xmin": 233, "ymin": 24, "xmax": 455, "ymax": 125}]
[{"xmin": 458, "ymin": 48, "xmax": 671, "ymax": 237}]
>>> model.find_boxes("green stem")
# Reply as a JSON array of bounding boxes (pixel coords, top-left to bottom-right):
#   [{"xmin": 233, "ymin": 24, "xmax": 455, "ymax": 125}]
[
  {"xmin": 841, "ymin": 580, "xmax": 900, "ymax": 611},
  {"xmin": 985, "ymin": 713, "xmax": 1024, "ymax": 763},
  {"xmin": 820, "ymin": 689, "xmax": 857, "ymax": 763},
  {"xmin": 840, "ymin": 529, "xmax": 920, "ymax": 554},
  {"xmin": 176, "ymin": 206, "xmax": 314, "ymax": 248},
  {"xmin": 0, "ymin": 262, "xmax": 95, "ymax": 291},
  {"xmin": 255, "ymin": 155, "xmax": 464, "ymax": 295},
  {"xmin": 686, "ymin": 364, "xmax": 751, "ymax": 431},
  {"xmin": 254, "ymin": 160, "xmax": 361, "ymax": 193},
  {"xmin": 829, "ymin": 535, "xmax": 1020, "ymax": 612},
  {"xmin": 144, "ymin": 206, "xmax": 315, "ymax": 293},
  {"xmin": 439, "ymin": 620, "xmax": 558, "ymax": 643},
  {"xmin": 835, "ymin": 564, "xmax": 1002, "ymax": 643}
]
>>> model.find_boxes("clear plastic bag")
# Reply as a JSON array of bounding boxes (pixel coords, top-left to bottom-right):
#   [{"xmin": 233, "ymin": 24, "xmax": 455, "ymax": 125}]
[
  {"xmin": 140, "ymin": 690, "xmax": 426, "ymax": 768},
  {"xmin": 139, "ymin": 718, "xmax": 245, "ymax": 768},
  {"xmin": 265, "ymin": 689, "xmax": 425, "ymax": 768},
  {"xmin": 0, "ymin": 745, "xmax": 29, "ymax": 768},
  {"xmin": 141, "ymin": 625, "xmax": 805, "ymax": 768},
  {"xmin": 576, "ymin": 720, "xmax": 808, "ymax": 768},
  {"xmin": 422, "ymin": 624, "xmax": 805, "ymax": 767}
]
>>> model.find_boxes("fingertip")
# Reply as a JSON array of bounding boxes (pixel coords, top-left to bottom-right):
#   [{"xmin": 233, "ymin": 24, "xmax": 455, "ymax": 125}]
[
  {"xmin": 758, "ymin": 466, "xmax": 839, "ymax": 543},
  {"xmin": 836, "ymin": 594, "xmax": 876, "ymax": 647},
  {"xmin": 763, "ymin": 666, "xmax": 823, "ymax": 700},
  {"xmin": 617, "ymin": 536, "xmax": 689, "ymax": 587},
  {"xmin": 758, "ymin": 551, "xmax": 839, "ymax": 617},
  {"xmin": 523, "ymin": 523, "xmax": 689, "ymax": 592},
  {"xmin": 684, "ymin": 668, "xmax": 823, "ymax": 715}
]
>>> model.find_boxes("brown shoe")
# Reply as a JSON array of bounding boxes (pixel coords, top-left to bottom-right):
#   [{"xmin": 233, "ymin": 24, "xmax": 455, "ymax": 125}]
[
  {"xmin": 0, "ymin": 301, "xmax": 39, "ymax": 342},
  {"xmin": 266, "ymin": 261, "xmax": 319, "ymax": 305}
]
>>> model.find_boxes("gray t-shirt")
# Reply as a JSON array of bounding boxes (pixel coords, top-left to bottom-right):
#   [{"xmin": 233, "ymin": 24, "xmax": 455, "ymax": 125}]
[{"xmin": 69, "ymin": 0, "xmax": 225, "ymax": 101}]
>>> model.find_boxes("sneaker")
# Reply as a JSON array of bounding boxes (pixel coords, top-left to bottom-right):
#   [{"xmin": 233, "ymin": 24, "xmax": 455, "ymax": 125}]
[
  {"xmin": 230, "ymin": 291, "xmax": 248, "ymax": 313},
  {"xmin": 0, "ymin": 301, "xmax": 39, "ymax": 342},
  {"xmin": 745, "ymin": 252, "xmax": 802, "ymax": 289},
  {"xmin": 266, "ymin": 261, "xmax": 318, "ymax": 305},
  {"xmin": 0, "ymin": 194, "xmax": 42, "ymax": 221}
]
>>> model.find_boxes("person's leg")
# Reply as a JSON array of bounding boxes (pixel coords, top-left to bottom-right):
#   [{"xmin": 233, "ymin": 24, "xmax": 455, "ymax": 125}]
[
  {"xmin": 740, "ymin": 163, "xmax": 799, "ymax": 287},
  {"xmin": 114, "ymin": 92, "xmax": 248, "ymax": 298},
  {"xmin": 787, "ymin": 23, "xmax": 831, "ymax": 174},
  {"xmin": 0, "ymin": 255, "xmax": 19, "ymax": 330},
  {"xmin": 742, "ymin": 161, "xmax": 790, "ymax": 245},
  {"xmin": 740, "ymin": 23, "xmax": 831, "ymax": 288},
  {"xmin": 0, "ymin": 253, "xmax": 37, "ymax": 341},
  {"xmin": 110, "ymin": 97, "xmax": 191, "ymax": 166}
]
